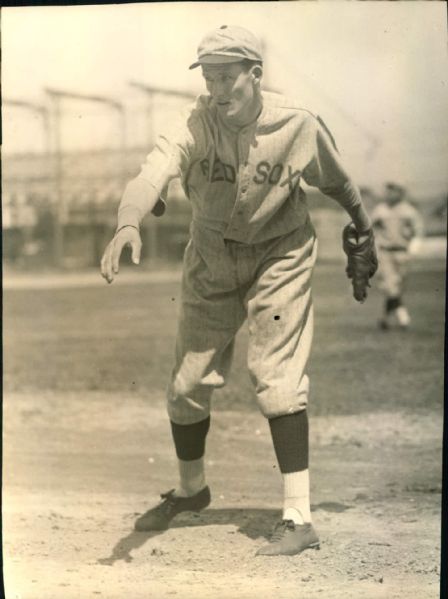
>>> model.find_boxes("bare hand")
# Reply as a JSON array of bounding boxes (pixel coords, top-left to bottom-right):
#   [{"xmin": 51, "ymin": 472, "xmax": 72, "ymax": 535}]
[{"xmin": 100, "ymin": 226, "xmax": 142, "ymax": 284}]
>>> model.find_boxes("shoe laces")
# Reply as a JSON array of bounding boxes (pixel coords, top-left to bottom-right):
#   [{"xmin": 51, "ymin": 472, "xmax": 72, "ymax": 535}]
[
  {"xmin": 159, "ymin": 489, "xmax": 177, "ymax": 515},
  {"xmin": 270, "ymin": 519, "xmax": 296, "ymax": 542}
]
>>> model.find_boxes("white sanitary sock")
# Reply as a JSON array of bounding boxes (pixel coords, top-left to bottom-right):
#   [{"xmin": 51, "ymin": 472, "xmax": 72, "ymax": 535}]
[
  {"xmin": 176, "ymin": 457, "xmax": 206, "ymax": 497},
  {"xmin": 395, "ymin": 306, "xmax": 410, "ymax": 327},
  {"xmin": 282, "ymin": 470, "xmax": 312, "ymax": 525}
]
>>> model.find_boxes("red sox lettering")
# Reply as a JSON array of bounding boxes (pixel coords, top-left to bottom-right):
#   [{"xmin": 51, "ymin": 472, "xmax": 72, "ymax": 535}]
[
  {"xmin": 253, "ymin": 161, "xmax": 301, "ymax": 192},
  {"xmin": 200, "ymin": 156, "xmax": 301, "ymax": 192},
  {"xmin": 200, "ymin": 157, "xmax": 236, "ymax": 183}
]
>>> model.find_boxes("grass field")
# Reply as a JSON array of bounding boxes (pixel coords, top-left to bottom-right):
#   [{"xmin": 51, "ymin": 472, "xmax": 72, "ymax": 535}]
[
  {"xmin": 4, "ymin": 262, "xmax": 445, "ymax": 415},
  {"xmin": 3, "ymin": 260, "xmax": 445, "ymax": 599}
]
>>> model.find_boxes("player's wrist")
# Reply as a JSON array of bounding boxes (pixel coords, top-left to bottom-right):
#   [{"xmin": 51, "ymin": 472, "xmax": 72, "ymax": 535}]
[
  {"xmin": 352, "ymin": 221, "xmax": 372, "ymax": 235},
  {"xmin": 347, "ymin": 222, "xmax": 372, "ymax": 241},
  {"xmin": 357, "ymin": 225, "xmax": 372, "ymax": 234},
  {"xmin": 115, "ymin": 224, "xmax": 140, "ymax": 236}
]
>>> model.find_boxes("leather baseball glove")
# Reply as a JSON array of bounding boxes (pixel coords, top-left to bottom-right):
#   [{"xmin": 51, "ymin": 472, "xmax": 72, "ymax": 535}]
[{"xmin": 342, "ymin": 223, "xmax": 378, "ymax": 303}]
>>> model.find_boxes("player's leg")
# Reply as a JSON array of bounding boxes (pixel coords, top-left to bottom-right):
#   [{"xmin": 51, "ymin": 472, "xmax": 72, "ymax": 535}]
[
  {"xmin": 393, "ymin": 251, "xmax": 411, "ymax": 328},
  {"xmin": 262, "ymin": 410, "xmax": 319, "ymax": 556},
  {"xmin": 135, "ymin": 231, "xmax": 245, "ymax": 531},
  {"xmin": 377, "ymin": 249, "xmax": 396, "ymax": 329},
  {"xmin": 383, "ymin": 295, "xmax": 401, "ymax": 328},
  {"xmin": 167, "ymin": 232, "xmax": 249, "ymax": 498},
  {"xmin": 167, "ymin": 335, "xmax": 235, "ymax": 503},
  {"xmin": 246, "ymin": 224, "xmax": 320, "ymax": 555},
  {"xmin": 378, "ymin": 250, "xmax": 410, "ymax": 329},
  {"xmin": 170, "ymin": 416, "xmax": 210, "ymax": 498},
  {"xmin": 269, "ymin": 410, "xmax": 311, "ymax": 524}
]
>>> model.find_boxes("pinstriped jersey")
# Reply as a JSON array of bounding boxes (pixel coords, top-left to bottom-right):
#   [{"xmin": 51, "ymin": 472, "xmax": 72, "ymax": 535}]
[
  {"xmin": 119, "ymin": 91, "xmax": 370, "ymax": 243},
  {"xmin": 371, "ymin": 200, "xmax": 423, "ymax": 251}
]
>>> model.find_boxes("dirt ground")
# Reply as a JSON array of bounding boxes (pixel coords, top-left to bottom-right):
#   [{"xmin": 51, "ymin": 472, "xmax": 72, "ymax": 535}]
[
  {"xmin": 4, "ymin": 392, "xmax": 442, "ymax": 599},
  {"xmin": 2, "ymin": 264, "xmax": 444, "ymax": 599}
]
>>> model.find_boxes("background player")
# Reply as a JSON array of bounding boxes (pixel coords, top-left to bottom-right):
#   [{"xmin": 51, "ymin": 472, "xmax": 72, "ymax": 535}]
[
  {"xmin": 100, "ymin": 25, "xmax": 376, "ymax": 556},
  {"xmin": 372, "ymin": 182, "xmax": 423, "ymax": 330}
]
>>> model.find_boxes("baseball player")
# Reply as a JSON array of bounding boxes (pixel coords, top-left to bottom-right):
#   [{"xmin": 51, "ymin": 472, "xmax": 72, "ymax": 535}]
[
  {"xmin": 372, "ymin": 182, "xmax": 423, "ymax": 330},
  {"xmin": 101, "ymin": 25, "xmax": 377, "ymax": 556}
]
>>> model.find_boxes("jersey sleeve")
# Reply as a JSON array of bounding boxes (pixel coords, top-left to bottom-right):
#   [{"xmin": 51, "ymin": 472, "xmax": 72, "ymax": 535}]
[
  {"xmin": 302, "ymin": 116, "xmax": 371, "ymax": 232},
  {"xmin": 138, "ymin": 103, "xmax": 202, "ymax": 192},
  {"xmin": 117, "ymin": 102, "xmax": 203, "ymax": 229},
  {"xmin": 403, "ymin": 203, "xmax": 424, "ymax": 239}
]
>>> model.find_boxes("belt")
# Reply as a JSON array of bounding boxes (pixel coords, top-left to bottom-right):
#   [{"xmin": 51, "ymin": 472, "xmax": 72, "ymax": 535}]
[{"xmin": 379, "ymin": 245, "xmax": 407, "ymax": 252}]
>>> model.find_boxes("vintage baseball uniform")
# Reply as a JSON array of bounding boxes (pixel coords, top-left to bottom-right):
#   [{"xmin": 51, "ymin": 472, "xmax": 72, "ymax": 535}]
[
  {"xmin": 118, "ymin": 91, "xmax": 371, "ymax": 424},
  {"xmin": 371, "ymin": 199, "xmax": 422, "ymax": 298}
]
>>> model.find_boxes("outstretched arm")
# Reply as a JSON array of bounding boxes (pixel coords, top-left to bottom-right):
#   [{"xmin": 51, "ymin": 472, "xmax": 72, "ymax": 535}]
[{"xmin": 100, "ymin": 102, "xmax": 199, "ymax": 283}]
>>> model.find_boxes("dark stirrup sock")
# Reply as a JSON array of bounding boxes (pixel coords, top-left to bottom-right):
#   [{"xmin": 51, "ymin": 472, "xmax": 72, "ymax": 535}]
[
  {"xmin": 386, "ymin": 297, "xmax": 402, "ymax": 313},
  {"xmin": 268, "ymin": 410, "xmax": 309, "ymax": 474},
  {"xmin": 170, "ymin": 416, "xmax": 211, "ymax": 461}
]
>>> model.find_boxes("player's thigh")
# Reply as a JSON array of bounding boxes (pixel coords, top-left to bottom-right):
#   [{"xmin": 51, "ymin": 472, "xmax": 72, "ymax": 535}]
[
  {"xmin": 178, "ymin": 236, "xmax": 246, "ymax": 343},
  {"xmin": 394, "ymin": 251, "xmax": 410, "ymax": 280},
  {"xmin": 172, "ymin": 238, "xmax": 246, "ymax": 392},
  {"xmin": 377, "ymin": 249, "xmax": 392, "ymax": 279},
  {"xmin": 247, "ymin": 230, "xmax": 316, "ymax": 367},
  {"xmin": 246, "ymin": 227, "xmax": 317, "ymax": 416},
  {"xmin": 377, "ymin": 250, "xmax": 400, "ymax": 293}
]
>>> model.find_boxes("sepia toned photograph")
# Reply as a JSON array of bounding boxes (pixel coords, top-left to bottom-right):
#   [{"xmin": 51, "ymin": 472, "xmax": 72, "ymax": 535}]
[{"xmin": 2, "ymin": 2, "xmax": 446, "ymax": 598}]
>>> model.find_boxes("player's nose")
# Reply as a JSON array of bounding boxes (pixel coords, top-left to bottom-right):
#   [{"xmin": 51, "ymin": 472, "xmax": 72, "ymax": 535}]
[{"xmin": 214, "ymin": 80, "xmax": 228, "ymax": 96}]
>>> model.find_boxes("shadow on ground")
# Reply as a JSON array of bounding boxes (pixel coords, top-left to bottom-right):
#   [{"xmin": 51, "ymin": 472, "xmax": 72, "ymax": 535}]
[
  {"xmin": 98, "ymin": 507, "xmax": 278, "ymax": 566},
  {"xmin": 98, "ymin": 501, "xmax": 351, "ymax": 566}
]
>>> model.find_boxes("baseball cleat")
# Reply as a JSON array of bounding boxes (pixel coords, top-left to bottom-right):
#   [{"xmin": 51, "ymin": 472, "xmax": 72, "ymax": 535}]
[
  {"xmin": 134, "ymin": 486, "xmax": 211, "ymax": 532},
  {"xmin": 256, "ymin": 520, "xmax": 320, "ymax": 556}
]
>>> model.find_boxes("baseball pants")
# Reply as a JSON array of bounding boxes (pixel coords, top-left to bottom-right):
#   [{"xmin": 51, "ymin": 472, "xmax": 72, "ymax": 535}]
[
  {"xmin": 377, "ymin": 248, "xmax": 409, "ymax": 298},
  {"xmin": 167, "ymin": 220, "xmax": 318, "ymax": 425}
]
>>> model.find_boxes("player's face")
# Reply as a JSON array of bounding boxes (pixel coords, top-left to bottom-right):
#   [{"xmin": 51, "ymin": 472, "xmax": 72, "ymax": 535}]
[
  {"xmin": 201, "ymin": 63, "xmax": 260, "ymax": 125},
  {"xmin": 385, "ymin": 187, "xmax": 403, "ymax": 205}
]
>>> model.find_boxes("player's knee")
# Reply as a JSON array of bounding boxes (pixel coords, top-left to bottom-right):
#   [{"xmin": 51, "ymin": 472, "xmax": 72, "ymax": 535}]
[
  {"xmin": 170, "ymin": 373, "xmax": 191, "ymax": 399},
  {"xmin": 256, "ymin": 387, "xmax": 309, "ymax": 419},
  {"xmin": 167, "ymin": 398, "xmax": 211, "ymax": 426},
  {"xmin": 166, "ymin": 379, "xmax": 212, "ymax": 425},
  {"xmin": 260, "ymin": 400, "xmax": 308, "ymax": 419}
]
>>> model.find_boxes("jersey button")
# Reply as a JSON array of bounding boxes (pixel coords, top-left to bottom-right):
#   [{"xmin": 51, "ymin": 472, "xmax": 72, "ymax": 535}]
[{"xmin": 241, "ymin": 186, "xmax": 247, "ymax": 193}]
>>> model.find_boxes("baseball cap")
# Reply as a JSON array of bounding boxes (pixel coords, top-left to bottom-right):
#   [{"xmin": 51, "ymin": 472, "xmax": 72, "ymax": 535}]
[
  {"xmin": 189, "ymin": 25, "xmax": 263, "ymax": 70},
  {"xmin": 386, "ymin": 182, "xmax": 406, "ymax": 194}
]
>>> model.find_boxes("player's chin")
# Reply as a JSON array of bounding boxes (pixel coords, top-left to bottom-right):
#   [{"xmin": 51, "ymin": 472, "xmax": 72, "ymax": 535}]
[{"xmin": 221, "ymin": 104, "xmax": 240, "ymax": 118}]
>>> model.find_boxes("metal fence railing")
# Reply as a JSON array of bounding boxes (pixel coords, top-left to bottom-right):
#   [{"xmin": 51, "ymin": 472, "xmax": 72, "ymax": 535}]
[
  {"xmin": 3, "ymin": 83, "xmax": 197, "ymax": 268},
  {"xmin": 3, "ymin": 87, "xmax": 446, "ymax": 269},
  {"xmin": 2, "ymin": 150, "xmax": 193, "ymax": 268}
]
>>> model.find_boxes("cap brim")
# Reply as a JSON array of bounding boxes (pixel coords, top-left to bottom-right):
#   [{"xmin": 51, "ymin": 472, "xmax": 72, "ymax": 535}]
[{"xmin": 189, "ymin": 54, "xmax": 246, "ymax": 70}]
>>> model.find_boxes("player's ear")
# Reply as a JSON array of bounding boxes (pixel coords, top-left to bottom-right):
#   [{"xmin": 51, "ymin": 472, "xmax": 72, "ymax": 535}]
[{"xmin": 251, "ymin": 65, "xmax": 263, "ymax": 84}]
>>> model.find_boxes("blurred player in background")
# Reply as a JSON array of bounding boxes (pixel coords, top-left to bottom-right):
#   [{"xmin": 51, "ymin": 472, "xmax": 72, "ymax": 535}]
[{"xmin": 372, "ymin": 182, "xmax": 423, "ymax": 330}]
